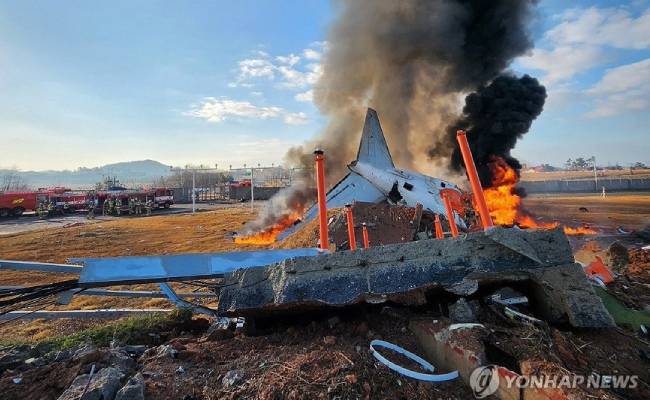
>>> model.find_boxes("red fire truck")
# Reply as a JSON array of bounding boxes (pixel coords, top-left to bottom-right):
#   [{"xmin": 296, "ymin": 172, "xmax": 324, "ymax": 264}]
[
  {"xmin": 0, "ymin": 191, "xmax": 40, "ymax": 217},
  {"xmin": 0, "ymin": 187, "xmax": 174, "ymax": 218}
]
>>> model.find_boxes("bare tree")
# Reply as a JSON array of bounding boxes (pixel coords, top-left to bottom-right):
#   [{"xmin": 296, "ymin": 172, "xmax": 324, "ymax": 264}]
[{"xmin": 0, "ymin": 169, "xmax": 29, "ymax": 192}]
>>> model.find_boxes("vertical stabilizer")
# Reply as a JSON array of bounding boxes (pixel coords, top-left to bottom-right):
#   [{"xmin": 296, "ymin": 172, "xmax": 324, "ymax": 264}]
[{"xmin": 356, "ymin": 108, "xmax": 395, "ymax": 169}]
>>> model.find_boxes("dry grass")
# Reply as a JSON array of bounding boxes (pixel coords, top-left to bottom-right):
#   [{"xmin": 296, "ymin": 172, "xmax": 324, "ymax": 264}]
[
  {"xmin": 523, "ymin": 193, "xmax": 650, "ymax": 230},
  {"xmin": 0, "ymin": 207, "xmax": 265, "ymax": 341}
]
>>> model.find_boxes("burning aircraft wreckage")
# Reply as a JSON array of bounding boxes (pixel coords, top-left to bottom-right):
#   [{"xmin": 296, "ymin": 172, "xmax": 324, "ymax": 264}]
[{"xmin": 0, "ymin": 109, "xmax": 614, "ymax": 331}]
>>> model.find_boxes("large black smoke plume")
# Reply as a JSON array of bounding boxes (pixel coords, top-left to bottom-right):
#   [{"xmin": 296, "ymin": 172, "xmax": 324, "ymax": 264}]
[
  {"xmin": 242, "ymin": 0, "xmax": 542, "ymax": 235},
  {"xmin": 445, "ymin": 74, "xmax": 547, "ymax": 186}
]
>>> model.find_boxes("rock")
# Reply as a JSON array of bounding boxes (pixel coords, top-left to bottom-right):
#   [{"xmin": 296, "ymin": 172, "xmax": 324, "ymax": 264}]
[
  {"xmin": 145, "ymin": 344, "xmax": 177, "ymax": 359},
  {"xmin": 72, "ymin": 345, "xmax": 101, "ymax": 363},
  {"xmin": 57, "ymin": 367, "xmax": 125, "ymax": 400},
  {"xmin": 115, "ymin": 373, "xmax": 144, "ymax": 400},
  {"xmin": 122, "ymin": 345, "xmax": 147, "ymax": 356},
  {"xmin": 327, "ymin": 316, "xmax": 341, "ymax": 329},
  {"xmin": 0, "ymin": 345, "xmax": 34, "ymax": 371},
  {"xmin": 53, "ymin": 350, "xmax": 72, "ymax": 362},
  {"xmin": 222, "ymin": 370, "xmax": 244, "ymax": 388},
  {"xmin": 323, "ymin": 336, "xmax": 337, "ymax": 345},
  {"xmin": 207, "ymin": 318, "xmax": 236, "ymax": 333},
  {"xmin": 141, "ymin": 371, "xmax": 160, "ymax": 380},
  {"xmin": 107, "ymin": 349, "xmax": 136, "ymax": 374},
  {"xmin": 488, "ymin": 287, "xmax": 528, "ymax": 306},
  {"xmin": 24, "ymin": 357, "xmax": 45, "ymax": 367},
  {"xmin": 34, "ymin": 342, "xmax": 53, "ymax": 356},
  {"xmin": 606, "ymin": 241, "xmax": 629, "ymax": 273},
  {"xmin": 448, "ymin": 298, "xmax": 478, "ymax": 323},
  {"xmin": 176, "ymin": 366, "xmax": 186, "ymax": 374},
  {"xmin": 447, "ymin": 279, "xmax": 479, "ymax": 296}
]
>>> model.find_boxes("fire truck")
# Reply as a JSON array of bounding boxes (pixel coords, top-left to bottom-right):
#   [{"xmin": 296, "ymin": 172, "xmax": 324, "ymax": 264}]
[
  {"xmin": 94, "ymin": 188, "xmax": 174, "ymax": 211},
  {"xmin": 0, "ymin": 191, "xmax": 39, "ymax": 217},
  {"xmin": 0, "ymin": 187, "xmax": 174, "ymax": 218}
]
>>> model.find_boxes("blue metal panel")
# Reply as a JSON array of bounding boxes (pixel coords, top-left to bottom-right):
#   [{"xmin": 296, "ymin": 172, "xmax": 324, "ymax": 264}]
[
  {"xmin": 72, "ymin": 248, "xmax": 323, "ymax": 285},
  {"xmin": 0, "ymin": 259, "xmax": 83, "ymax": 274}
]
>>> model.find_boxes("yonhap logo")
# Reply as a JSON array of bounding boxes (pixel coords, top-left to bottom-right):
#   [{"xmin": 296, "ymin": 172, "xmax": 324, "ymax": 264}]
[{"xmin": 470, "ymin": 365, "xmax": 500, "ymax": 398}]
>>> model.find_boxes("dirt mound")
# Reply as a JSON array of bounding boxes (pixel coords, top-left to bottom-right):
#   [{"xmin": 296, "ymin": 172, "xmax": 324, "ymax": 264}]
[{"xmin": 628, "ymin": 248, "xmax": 650, "ymax": 281}]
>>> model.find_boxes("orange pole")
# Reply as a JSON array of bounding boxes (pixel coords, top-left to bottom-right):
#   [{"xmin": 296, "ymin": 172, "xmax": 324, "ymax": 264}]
[
  {"xmin": 434, "ymin": 214, "xmax": 444, "ymax": 239},
  {"xmin": 314, "ymin": 149, "xmax": 329, "ymax": 250},
  {"xmin": 441, "ymin": 193, "xmax": 459, "ymax": 238},
  {"xmin": 362, "ymin": 222, "xmax": 370, "ymax": 249},
  {"xmin": 345, "ymin": 204, "xmax": 357, "ymax": 250},
  {"xmin": 456, "ymin": 130, "xmax": 493, "ymax": 230}
]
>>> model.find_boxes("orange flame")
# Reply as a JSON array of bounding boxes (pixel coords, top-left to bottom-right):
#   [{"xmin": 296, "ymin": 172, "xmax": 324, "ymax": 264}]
[
  {"xmin": 234, "ymin": 212, "xmax": 302, "ymax": 245},
  {"xmin": 484, "ymin": 157, "xmax": 596, "ymax": 235}
]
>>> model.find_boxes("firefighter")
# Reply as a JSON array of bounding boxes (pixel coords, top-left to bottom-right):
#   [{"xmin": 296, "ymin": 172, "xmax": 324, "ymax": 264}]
[
  {"xmin": 128, "ymin": 197, "xmax": 135, "ymax": 215},
  {"xmin": 37, "ymin": 201, "xmax": 46, "ymax": 219},
  {"xmin": 135, "ymin": 199, "xmax": 142, "ymax": 215},
  {"xmin": 145, "ymin": 198, "xmax": 153, "ymax": 216},
  {"xmin": 114, "ymin": 198, "xmax": 121, "ymax": 216},
  {"xmin": 47, "ymin": 200, "xmax": 55, "ymax": 216},
  {"xmin": 103, "ymin": 198, "xmax": 111, "ymax": 216},
  {"xmin": 87, "ymin": 201, "xmax": 95, "ymax": 220}
]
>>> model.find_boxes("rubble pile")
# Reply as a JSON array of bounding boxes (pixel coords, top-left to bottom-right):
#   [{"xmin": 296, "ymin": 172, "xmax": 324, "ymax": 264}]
[
  {"xmin": 276, "ymin": 203, "xmax": 442, "ymax": 250},
  {"xmin": 0, "ymin": 298, "xmax": 648, "ymax": 399}
]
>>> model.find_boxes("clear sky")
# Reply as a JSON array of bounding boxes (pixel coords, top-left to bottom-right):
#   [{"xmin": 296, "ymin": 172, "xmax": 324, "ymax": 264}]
[{"xmin": 1, "ymin": 0, "xmax": 648, "ymax": 171}]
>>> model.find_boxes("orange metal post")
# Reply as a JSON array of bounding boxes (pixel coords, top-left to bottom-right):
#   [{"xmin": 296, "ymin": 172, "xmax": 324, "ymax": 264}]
[
  {"xmin": 314, "ymin": 149, "xmax": 329, "ymax": 250},
  {"xmin": 456, "ymin": 130, "xmax": 493, "ymax": 230},
  {"xmin": 362, "ymin": 222, "xmax": 370, "ymax": 249},
  {"xmin": 434, "ymin": 214, "xmax": 444, "ymax": 239},
  {"xmin": 345, "ymin": 204, "xmax": 357, "ymax": 250},
  {"xmin": 441, "ymin": 193, "xmax": 459, "ymax": 238}
]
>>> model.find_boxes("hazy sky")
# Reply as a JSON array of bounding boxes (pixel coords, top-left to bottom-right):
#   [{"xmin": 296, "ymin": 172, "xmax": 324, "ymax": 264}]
[{"xmin": 1, "ymin": 0, "xmax": 649, "ymax": 171}]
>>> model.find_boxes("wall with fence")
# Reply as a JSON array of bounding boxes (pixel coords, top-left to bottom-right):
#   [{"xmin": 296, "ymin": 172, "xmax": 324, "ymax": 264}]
[
  {"xmin": 170, "ymin": 186, "xmax": 282, "ymax": 203},
  {"xmin": 519, "ymin": 178, "xmax": 650, "ymax": 194}
]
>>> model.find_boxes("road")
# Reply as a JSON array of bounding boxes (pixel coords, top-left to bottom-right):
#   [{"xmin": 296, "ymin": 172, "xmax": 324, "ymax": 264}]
[{"xmin": 0, "ymin": 201, "xmax": 257, "ymax": 236}]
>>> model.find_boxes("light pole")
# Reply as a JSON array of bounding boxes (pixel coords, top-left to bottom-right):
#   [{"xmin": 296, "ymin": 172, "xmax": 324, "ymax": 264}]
[
  {"xmin": 250, "ymin": 167, "xmax": 255, "ymax": 212},
  {"xmin": 590, "ymin": 156, "xmax": 597, "ymax": 192},
  {"xmin": 192, "ymin": 169, "xmax": 196, "ymax": 213}
]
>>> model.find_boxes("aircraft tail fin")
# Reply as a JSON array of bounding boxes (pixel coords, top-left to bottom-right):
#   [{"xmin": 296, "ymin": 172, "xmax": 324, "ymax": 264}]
[{"xmin": 355, "ymin": 108, "xmax": 395, "ymax": 169}]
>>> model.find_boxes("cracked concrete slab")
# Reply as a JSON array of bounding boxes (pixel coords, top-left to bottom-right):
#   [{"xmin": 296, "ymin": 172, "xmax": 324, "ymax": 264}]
[{"xmin": 216, "ymin": 227, "xmax": 613, "ymax": 328}]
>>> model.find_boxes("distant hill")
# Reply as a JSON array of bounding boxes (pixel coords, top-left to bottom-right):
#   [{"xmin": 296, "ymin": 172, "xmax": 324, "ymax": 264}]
[{"xmin": 1, "ymin": 160, "xmax": 173, "ymax": 189}]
